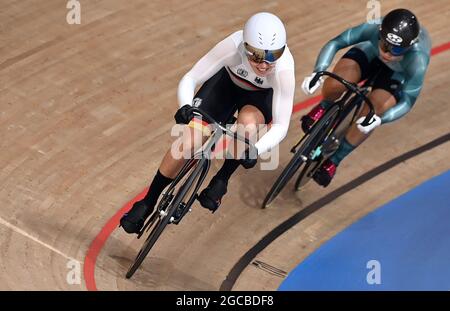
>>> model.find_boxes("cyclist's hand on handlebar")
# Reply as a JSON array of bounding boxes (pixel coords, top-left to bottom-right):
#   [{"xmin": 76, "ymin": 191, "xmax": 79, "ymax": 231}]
[
  {"xmin": 174, "ymin": 104, "xmax": 194, "ymax": 124},
  {"xmin": 301, "ymin": 72, "xmax": 323, "ymax": 95},
  {"xmin": 239, "ymin": 146, "xmax": 258, "ymax": 169},
  {"xmin": 356, "ymin": 115, "xmax": 381, "ymax": 134}
]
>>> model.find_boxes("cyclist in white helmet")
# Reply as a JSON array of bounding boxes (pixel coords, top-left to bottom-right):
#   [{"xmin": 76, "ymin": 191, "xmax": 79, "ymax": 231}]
[{"xmin": 120, "ymin": 12, "xmax": 296, "ymax": 234}]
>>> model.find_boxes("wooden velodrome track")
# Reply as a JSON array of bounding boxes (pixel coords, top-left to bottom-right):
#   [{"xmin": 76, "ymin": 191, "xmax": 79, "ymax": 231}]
[{"xmin": 0, "ymin": 0, "xmax": 449, "ymax": 290}]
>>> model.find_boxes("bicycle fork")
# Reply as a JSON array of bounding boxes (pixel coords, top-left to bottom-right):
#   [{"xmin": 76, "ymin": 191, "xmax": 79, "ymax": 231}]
[{"xmin": 170, "ymin": 158, "xmax": 210, "ymax": 225}]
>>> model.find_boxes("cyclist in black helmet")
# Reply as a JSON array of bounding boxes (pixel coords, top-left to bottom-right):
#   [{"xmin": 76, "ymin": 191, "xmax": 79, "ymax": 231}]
[{"xmin": 300, "ymin": 8, "xmax": 431, "ymax": 187}]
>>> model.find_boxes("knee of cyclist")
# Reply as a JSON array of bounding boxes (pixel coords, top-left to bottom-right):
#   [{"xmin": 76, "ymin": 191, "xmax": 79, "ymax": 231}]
[
  {"xmin": 238, "ymin": 114, "xmax": 262, "ymax": 134},
  {"xmin": 322, "ymin": 79, "xmax": 343, "ymax": 100},
  {"xmin": 354, "ymin": 105, "xmax": 370, "ymax": 121},
  {"xmin": 238, "ymin": 112, "xmax": 258, "ymax": 125},
  {"xmin": 374, "ymin": 99, "xmax": 397, "ymax": 115}
]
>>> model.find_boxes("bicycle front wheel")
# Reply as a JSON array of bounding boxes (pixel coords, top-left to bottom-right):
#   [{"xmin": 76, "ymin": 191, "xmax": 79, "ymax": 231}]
[{"xmin": 126, "ymin": 158, "xmax": 205, "ymax": 279}]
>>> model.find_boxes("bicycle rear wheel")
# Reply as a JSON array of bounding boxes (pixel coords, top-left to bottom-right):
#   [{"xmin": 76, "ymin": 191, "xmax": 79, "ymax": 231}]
[{"xmin": 125, "ymin": 158, "xmax": 206, "ymax": 278}]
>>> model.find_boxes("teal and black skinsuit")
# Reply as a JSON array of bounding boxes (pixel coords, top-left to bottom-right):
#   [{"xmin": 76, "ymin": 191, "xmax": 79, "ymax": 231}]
[
  {"xmin": 309, "ymin": 20, "xmax": 432, "ymax": 170},
  {"xmin": 314, "ymin": 20, "xmax": 432, "ymax": 123}
]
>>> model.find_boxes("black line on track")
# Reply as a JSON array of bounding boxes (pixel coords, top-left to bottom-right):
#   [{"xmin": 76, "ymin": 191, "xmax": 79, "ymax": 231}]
[{"xmin": 220, "ymin": 132, "xmax": 450, "ymax": 291}]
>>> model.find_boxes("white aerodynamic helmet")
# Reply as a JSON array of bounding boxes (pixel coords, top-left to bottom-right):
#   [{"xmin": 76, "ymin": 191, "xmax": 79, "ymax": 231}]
[{"xmin": 243, "ymin": 12, "xmax": 287, "ymax": 63}]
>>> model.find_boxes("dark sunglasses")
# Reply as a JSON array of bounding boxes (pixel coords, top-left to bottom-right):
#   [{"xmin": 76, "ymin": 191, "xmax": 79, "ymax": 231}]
[
  {"xmin": 379, "ymin": 37, "xmax": 412, "ymax": 56},
  {"xmin": 244, "ymin": 42, "xmax": 285, "ymax": 64}
]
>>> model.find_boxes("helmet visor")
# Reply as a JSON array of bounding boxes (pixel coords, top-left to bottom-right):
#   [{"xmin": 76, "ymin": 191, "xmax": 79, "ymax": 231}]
[
  {"xmin": 379, "ymin": 37, "xmax": 411, "ymax": 56},
  {"xmin": 244, "ymin": 43, "xmax": 285, "ymax": 64}
]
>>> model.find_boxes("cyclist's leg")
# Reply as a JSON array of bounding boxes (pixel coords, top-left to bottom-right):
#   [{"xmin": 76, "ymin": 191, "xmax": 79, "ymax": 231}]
[
  {"xmin": 312, "ymin": 48, "xmax": 371, "ymax": 187},
  {"xmin": 199, "ymin": 88, "xmax": 270, "ymax": 211},
  {"xmin": 302, "ymin": 48, "xmax": 367, "ymax": 132},
  {"xmin": 322, "ymin": 61, "xmax": 362, "ymax": 100},
  {"xmin": 331, "ymin": 60, "xmax": 402, "ymax": 165},
  {"xmin": 120, "ymin": 124, "xmax": 209, "ymax": 233},
  {"xmin": 159, "ymin": 122, "xmax": 208, "ymax": 178},
  {"xmin": 314, "ymin": 62, "xmax": 401, "ymax": 187},
  {"xmin": 343, "ymin": 89, "xmax": 397, "ymax": 149},
  {"xmin": 199, "ymin": 105, "xmax": 266, "ymax": 211},
  {"xmin": 121, "ymin": 68, "xmax": 235, "ymax": 232},
  {"xmin": 144, "ymin": 67, "xmax": 236, "ymax": 200},
  {"xmin": 217, "ymin": 105, "xmax": 266, "ymax": 177}
]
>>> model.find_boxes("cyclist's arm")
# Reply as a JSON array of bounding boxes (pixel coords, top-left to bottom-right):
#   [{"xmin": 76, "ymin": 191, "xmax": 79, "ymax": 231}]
[
  {"xmin": 314, "ymin": 22, "xmax": 379, "ymax": 72},
  {"xmin": 381, "ymin": 53, "xmax": 429, "ymax": 123},
  {"xmin": 177, "ymin": 32, "xmax": 241, "ymax": 108},
  {"xmin": 255, "ymin": 69, "xmax": 295, "ymax": 155}
]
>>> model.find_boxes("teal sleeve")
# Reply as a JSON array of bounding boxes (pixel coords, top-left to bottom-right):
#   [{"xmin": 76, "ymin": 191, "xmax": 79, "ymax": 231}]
[
  {"xmin": 314, "ymin": 22, "xmax": 379, "ymax": 72},
  {"xmin": 381, "ymin": 52, "xmax": 429, "ymax": 123}
]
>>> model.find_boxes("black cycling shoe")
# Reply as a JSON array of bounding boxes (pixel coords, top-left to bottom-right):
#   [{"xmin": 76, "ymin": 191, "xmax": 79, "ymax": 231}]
[
  {"xmin": 198, "ymin": 177, "xmax": 228, "ymax": 212},
  {"xmin": 120, "ymin": 200, "xmax": 154, "ymax": 234}
]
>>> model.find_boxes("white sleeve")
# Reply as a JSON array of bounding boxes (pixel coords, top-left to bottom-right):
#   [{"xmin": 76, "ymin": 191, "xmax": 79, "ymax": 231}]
[
  {"xmin": 177, "ymin": 33, "xmax": 240, "ymax": 108},
  {"xmin": 254, "ymin": 69, "xmax": 296, "ymax": 155}
]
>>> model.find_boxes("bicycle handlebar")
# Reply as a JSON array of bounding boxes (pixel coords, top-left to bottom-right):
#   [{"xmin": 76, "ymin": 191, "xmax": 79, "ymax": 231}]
[
  {"xmin": 310, "ymin": 71, "xmax": 376, "ymax": 127},
  {"xmin": 190, "ymin": 107, "xmax": 257, "ymax": 155}
]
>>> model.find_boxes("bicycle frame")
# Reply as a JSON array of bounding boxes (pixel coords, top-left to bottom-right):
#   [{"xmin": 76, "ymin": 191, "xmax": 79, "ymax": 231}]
[
  {"xmin": 291, "ymin": 70, "xmax": 378, "ymax": 155},
  {"xmin": 156, "ymin": 108, "xmax": 254, "ymax": 224},
  {"xmin": 297, "ymin": 70, "xmax": 383, "ymax": 175},
  {"xmin": 309, "ymin": 71, "xmax": 377, "ymax": 126},
  {"xmin": 127, "ymin": 108, "xmax": 258, "ymax": 277},
  {"xmin": 262, "ymin": 70, "xmax": 384, "ymax": 208}
]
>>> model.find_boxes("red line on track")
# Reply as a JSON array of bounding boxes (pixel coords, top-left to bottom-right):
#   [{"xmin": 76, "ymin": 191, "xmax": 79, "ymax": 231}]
[
  {"xmin": 83, "ymin": 189, "xmax": 148, "ymax": 291},
  {"xmin": 431, "ymin": 42, "xmax": 450, "ymax": 56}
]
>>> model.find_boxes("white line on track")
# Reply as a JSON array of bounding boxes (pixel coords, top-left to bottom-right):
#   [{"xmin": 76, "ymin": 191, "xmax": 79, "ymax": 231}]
[{"xmin": 0, "ymin": 216, "xmax": 80, "ymax": 263}]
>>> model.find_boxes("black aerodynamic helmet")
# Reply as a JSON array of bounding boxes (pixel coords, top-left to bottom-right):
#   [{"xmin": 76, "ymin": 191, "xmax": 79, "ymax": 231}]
[{"xmin": 380, "ymin": 9, "xmax": 420, "ymax": 55}]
